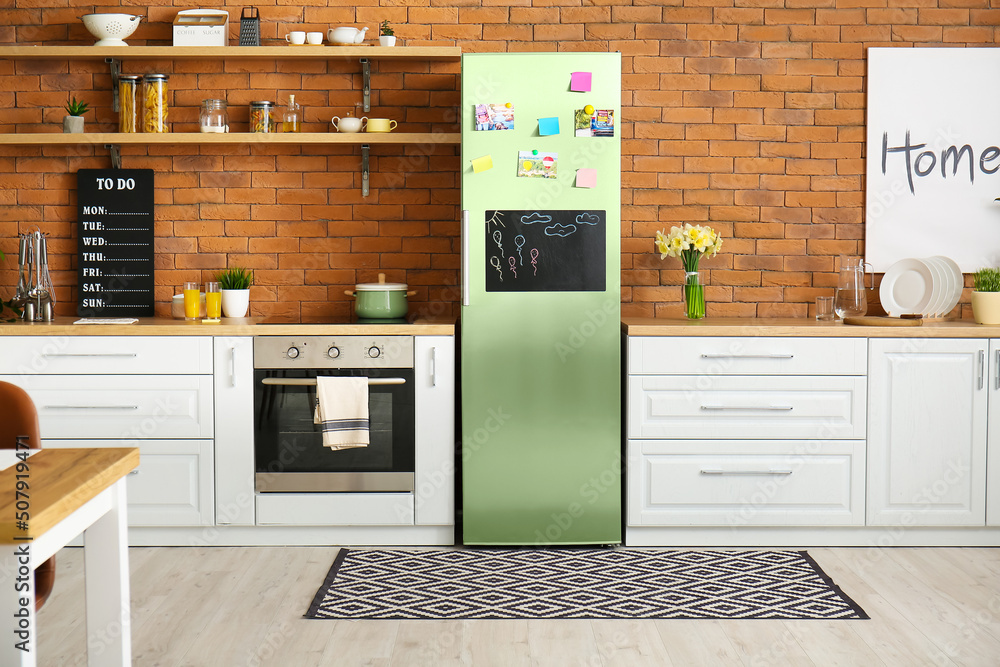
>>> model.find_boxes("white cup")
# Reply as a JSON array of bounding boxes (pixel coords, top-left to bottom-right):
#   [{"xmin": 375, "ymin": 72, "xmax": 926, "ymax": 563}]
[
  {"xmin": 285, "ymin": 31, "xmax": 306, "ymax": 45},
  {"xmin": 306, "ymin": 32, "xmax": 323, "ymax": 45},
  {"xmin": 332, "ymin": 116, "xmax": 367, "ymax": 133}
]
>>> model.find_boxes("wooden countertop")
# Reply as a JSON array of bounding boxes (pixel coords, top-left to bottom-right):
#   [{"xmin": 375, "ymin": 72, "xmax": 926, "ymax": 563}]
[
  {"xmin": 0, "ymin": 448, "xmax": 139, "ymax": 543},
  {"xmin": 0, "ymin": 317, "xmax": 456, "ymax": 336},
  {"xmin": 622, "ymin": 317, "xmax": 1000, "ymax": 338}
]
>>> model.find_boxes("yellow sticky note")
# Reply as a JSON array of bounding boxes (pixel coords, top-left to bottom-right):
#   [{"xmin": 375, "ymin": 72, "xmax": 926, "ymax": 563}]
[{"xmin": 472, "ymin": 155, "xmax": 493, "ymax": 173}]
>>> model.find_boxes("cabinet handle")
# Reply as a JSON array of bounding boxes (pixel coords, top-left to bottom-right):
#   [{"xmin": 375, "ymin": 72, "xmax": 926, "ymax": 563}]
[
  {"xmin": 700, "ymin": 405, "xmax": 793, "ymax": 411},
  {"xmin": 231, "ymin": 345, "xmax": 237, "ymax": 388},
  {"xmin": 461, "ymin": 209, "xmax": 470, "ymax": 306},
  {"xmin": 43, "ymin": 405, "xmax": 138, "ymax": 410},
  {"xmin": 128, "ymin": 469, "xmax": 140, "ymax": 476},
  {"xmin": 700, "ymin": 353, "xmax": 794, "ymax": 359},
  {"xmin": 430, "ymin": 346, "xmax": 437, "ymax": 388},
  {"xmin": 978, "ymin": 349, "xmax": 985, "ymax": 390},
  {"xmin": 995, "ymin": 350, "xmax": 999, "ymax": 391},
  {"xmin": 42, "ymin": 353, "xmax": 137, "ymax": 358},
  {"xmin": 700, "ymin": 469, "xmax": 793, "ymax": 476}
]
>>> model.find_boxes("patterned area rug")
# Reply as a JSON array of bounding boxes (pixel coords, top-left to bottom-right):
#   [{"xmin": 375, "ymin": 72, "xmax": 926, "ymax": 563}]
[{"xmin": 305, "ymin": 549, "xmax": 868, "ymax": 620}]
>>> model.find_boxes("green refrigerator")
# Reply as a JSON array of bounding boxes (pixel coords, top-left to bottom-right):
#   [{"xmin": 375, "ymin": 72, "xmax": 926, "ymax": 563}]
[{"xmin": 460, "ymin": 52, "xmax": 622, "ymax": 545}]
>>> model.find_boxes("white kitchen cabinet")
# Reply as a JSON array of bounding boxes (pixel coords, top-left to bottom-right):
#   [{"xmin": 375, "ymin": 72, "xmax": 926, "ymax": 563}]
[
  {"xmin": 988, "ymin": 341, "xmax": 1000, "ymax": 525},
  {"xmin": 414, "ymin": 336, "xmax": 456, "ymax": 526},
  {"xmin": 0, "ymin": 335, "xmax": 212, "ymax": 374},
  {"xmin": 868, "ymin": 338, "xmax": 988, "ymax": 526},
  {"xmin": 213, "ymin": 337, "xmax": 255, "ymax": 526}
]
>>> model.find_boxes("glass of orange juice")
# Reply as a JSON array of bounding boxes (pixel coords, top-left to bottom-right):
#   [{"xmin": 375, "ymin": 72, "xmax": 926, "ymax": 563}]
[
  {"xmin": 205, "ymin": 281, "xmax": 222, "ymax": 320},
  {"xmin": 183, "ymin": 281, "xmax": 200, "ymax": 320}
]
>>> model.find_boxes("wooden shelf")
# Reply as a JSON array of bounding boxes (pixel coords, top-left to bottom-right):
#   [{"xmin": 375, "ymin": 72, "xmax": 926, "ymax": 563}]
[
  {"xmin": 0, "ymin": 132, "xmax": 460, "ymax": 146},
  {"xmin": 0, "ymin": 45, "xmax": 462, "ymax": 61}
]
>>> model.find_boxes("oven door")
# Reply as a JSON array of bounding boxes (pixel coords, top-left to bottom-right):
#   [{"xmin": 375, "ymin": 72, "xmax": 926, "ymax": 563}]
[{"xmin": 253, "ymin": 367, "xmax": 415, "ymax": 492}]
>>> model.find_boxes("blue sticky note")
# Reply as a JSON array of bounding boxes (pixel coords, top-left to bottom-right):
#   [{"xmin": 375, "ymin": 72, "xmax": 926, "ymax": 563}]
[{"xmin": 538, "ymin": 117, "xmax": 559, "ymax": 136}]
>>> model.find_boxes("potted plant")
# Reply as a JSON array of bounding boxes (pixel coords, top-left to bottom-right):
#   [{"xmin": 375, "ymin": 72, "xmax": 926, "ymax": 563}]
[
  {"xmin": 215, "ymin": 266, "xmax": 254, "ymax": 318},
  {"xmin": 379, "ymin": 20, "xmax": 396, "ymax": 47},
  {"xmin": 63, "ymin": 97, "xmax": 89, "ymax": 133},
  {"xmin": 971, "ymin": 266, "xmax": 1000, "ymax": 324}
]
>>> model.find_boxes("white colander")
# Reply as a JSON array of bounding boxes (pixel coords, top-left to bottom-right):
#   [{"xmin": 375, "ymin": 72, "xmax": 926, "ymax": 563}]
[{"xmin": 80, "ymin": 13, "xmax": 142, "ymax": 47}]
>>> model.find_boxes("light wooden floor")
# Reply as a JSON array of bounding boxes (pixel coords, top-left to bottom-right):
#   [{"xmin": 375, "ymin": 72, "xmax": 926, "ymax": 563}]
[{"xmin": 36, "ymin": 546, "xmax": 1000, "ymax": 666}]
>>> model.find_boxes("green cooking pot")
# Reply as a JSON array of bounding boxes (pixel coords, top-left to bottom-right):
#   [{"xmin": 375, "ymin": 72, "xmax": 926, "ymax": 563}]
[{"xmin": 345, "ymin": 278, "xmax": 415, "ymax": 319}]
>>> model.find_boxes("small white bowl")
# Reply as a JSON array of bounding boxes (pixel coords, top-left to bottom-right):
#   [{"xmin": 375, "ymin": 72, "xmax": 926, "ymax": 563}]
[{"xmin": 80, "ymin": 13, "xmax": 142, "ymax": 47}]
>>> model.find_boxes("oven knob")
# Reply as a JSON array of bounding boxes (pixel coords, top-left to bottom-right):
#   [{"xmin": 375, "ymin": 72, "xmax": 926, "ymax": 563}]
[
  {"xmin": 327, "ymin": 346, "xmax": 340, "ymax": 359},
  {"xmin": 367, "ymin": 346, "xmax": 381, "ymax": 358},
  {"xmin": 286, "ymin": 346, "xmax": 300, "ymax": 359}
]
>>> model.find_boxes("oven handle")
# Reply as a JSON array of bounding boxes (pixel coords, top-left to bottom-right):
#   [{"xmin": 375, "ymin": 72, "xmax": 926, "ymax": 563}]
[{"xmin": 259, "ymin": 377, "xmax": 406, "ymax": 386}]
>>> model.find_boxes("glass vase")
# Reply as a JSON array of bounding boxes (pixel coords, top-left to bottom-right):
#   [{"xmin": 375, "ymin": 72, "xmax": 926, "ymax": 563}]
[{"xmin": 683, "ymin": 270, "xmax": 706, "ymax": 319}]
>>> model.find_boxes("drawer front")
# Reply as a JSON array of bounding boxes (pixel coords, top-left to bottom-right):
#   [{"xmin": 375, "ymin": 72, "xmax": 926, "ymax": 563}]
[
  {"xmin": 628, "ymin": 336, "xmax": 867, "ymax": 376},
  {"xmin": 627, "ymin": 440, "xmax": 865, "ymax": 526},
  {"xmin": 0, "ymin": 336, "xmax": 213, "ymax": 375},
  {"xmin": 45, "ymin": 440, "xmax": 215, "ymax": 526},
  {"xmin": 628, "ymin": 375, "xmax": 866, "ymax": 439},
  {"xmin": 256, "ymin": 493, "xmax": 414, "ymax": 526},
  {"xmin": 3, "ymin": 375, "xmax": 214, "ymax": 439}
]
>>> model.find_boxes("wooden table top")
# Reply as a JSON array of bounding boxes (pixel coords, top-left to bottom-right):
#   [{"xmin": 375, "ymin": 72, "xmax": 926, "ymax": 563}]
[{"xmin": 0, "ymin": 448, "xmax": 139, "ymax": 543}]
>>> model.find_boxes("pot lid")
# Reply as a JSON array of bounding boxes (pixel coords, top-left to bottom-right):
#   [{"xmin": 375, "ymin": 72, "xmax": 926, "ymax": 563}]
[{"xmin": 355, "ymin": 282, "xmax": 407, "ymax": 291}]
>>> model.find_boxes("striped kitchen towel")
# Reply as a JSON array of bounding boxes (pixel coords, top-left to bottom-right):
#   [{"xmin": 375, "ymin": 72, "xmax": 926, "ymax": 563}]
[{"xmin": 313, "ymin": 376, "xmax": 370, "ymax": 450}]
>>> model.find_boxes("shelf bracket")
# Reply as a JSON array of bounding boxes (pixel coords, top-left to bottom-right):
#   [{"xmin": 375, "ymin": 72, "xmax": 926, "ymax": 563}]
[
  {"xmin": 361, "ymin": 144, "xmax": 370, "ymax": 197},
  {"xmin": 106, "ymin": 58, "xmax": 122, "ymax": 113},
  {"xmin": 105, "ymin": 144, "xmax": 122, "ymax": 170},
  {"xmin": 360, "ymin": 58, "xmax": 371, "ymax": 113}
]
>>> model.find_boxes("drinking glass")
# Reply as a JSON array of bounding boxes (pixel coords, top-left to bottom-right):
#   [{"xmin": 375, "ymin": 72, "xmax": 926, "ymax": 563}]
[
  {"xmin": 205, "ymin": 281, "xmax": 222, "ymax": 320},
  {"xmin": 183, "ymin": 281, "xmax": 200, "ymax": 320}
]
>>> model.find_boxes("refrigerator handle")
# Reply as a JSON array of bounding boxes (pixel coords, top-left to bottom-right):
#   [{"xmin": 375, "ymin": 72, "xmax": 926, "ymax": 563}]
[{"xmin": 461, "ymin": 209, "xmax": 470, "ymax": 306}]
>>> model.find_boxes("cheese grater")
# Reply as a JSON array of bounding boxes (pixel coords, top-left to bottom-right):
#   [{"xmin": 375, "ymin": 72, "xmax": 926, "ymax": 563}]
[{"xmin": 239, "ymin": 7, "xmax": 260, "ymax": 46}]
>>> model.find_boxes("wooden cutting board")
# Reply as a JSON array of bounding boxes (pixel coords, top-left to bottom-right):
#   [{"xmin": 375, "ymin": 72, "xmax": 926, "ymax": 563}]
[{"xmin": 842, "ymin": 316, "xmax": 922, "ymax": 327}]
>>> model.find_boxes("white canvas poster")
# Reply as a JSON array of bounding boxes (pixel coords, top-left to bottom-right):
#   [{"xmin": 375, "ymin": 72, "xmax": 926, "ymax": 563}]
[{"xmin": 866, "ymin": 47, "xmax": 1000, "ymax": 272}]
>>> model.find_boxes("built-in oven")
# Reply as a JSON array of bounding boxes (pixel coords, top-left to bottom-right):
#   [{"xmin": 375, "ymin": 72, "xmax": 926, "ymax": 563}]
[{"xmin": 253, "ymin": 335, "xmax": 415, "ymax": 493}]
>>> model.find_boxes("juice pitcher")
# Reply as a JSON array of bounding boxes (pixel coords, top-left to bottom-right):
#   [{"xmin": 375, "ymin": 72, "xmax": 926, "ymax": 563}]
[{"xmin": 834, "ymin": 255, "xmax": 873, "ymax": 319}]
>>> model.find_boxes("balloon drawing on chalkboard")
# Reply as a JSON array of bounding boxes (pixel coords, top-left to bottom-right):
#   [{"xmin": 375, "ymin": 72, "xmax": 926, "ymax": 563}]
[
  {"xmin": 576, "ymin": 213, "xmax": 600, "ymax": 226},
  {"xmin": 508, "ymin": 256, "xmax": 517, "ymax": 278},
  {"xmin": 493, "ymin": 230, "xmax": 504, "ymax": 257},
  {"xmin": 490, "ymin": 256, "xmax": 503, "ymax": 281},
  {"xmin": 530, "ymin": 248, "xmax": 539, "ymax": 275},
  {"xmin": 545, "ymin": 223, "xmax": 577, "ymax": 237},
  {"xmin": 520, "ymin": 212, "xmax": 552, "ymax": 225},
  {"xmin": 515, "ymin": 235, "xmax": 526, "ymax": 265}
]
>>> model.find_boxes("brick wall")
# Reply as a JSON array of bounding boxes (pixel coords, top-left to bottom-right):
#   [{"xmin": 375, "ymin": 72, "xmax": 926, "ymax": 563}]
[{"xmin": 1, "ymin": 1, "xmax": 996, "ymax": 320}]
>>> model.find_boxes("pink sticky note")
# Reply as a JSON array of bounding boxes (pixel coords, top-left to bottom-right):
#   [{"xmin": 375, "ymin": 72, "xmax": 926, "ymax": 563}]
[
  {"xmin": 570, "ymin": 72, "xmax": 592, "ymax": 92},
  {"xmin": 576, "ymin": 168, "xmax": 597, "ymax": 188}
]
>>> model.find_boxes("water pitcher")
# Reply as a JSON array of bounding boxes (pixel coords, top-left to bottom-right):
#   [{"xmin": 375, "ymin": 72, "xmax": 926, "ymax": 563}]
[{"xmin": 834, "ymin": 255, "xmax": 873, "ymax": 319}]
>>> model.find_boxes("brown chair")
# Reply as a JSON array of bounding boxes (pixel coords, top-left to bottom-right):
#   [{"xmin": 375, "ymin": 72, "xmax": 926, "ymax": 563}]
[{"xmin": 0, "ymin": 381, "xmax": 56, "ymax": 610}]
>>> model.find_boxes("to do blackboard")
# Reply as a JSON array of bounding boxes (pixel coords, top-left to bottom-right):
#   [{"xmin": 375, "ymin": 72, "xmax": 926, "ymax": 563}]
[
  {"xmin": 485, "ymin": 209, "xmax": 606, "ymax": 292},
  {"xmin": 76, "ymin": 169, "xmax": 155, "ymax": 317}
]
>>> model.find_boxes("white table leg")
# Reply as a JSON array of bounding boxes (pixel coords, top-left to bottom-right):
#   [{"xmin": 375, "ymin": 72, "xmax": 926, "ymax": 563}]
[
  {"xmin": 0, "ymin": 542, "xmax": 37, "ymax": 666},
  {"xmin": 83, "ymin": 479, "xmax": 131, "ymax": 667}
]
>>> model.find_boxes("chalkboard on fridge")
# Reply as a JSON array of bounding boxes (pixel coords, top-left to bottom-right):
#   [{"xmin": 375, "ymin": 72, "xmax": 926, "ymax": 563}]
[
  {"xmin": 76, "ymin": 169, "xmax": 155, "ymax": 317},
  {"xmin": 485, "ymin": 209, "xmax": 606, "ymax": 292}
]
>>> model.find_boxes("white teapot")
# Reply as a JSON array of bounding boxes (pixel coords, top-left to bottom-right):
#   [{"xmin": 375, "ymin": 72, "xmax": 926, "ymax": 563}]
[{"xmin": 327, "ymin": 26, "xmax": 369, "ymax": 45}]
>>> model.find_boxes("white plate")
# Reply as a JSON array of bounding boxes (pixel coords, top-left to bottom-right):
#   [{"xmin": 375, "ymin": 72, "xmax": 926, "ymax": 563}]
[
  {"xmin": 920, "ymin": 256, "xmax": 947, "ymax": 317},
  {"xmin": 931, "ymin": 255, "xmax": 963, "ymax": 316},
  {"xmin": 880, "ymin": 258, "xmax": 934, "ymax": 316}
]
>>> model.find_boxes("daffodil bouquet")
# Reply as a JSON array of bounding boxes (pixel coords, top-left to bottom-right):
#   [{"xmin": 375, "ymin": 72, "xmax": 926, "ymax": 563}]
[{"xmin": 654, "ymin": 224, "xmax": 723, "ymax": 319}]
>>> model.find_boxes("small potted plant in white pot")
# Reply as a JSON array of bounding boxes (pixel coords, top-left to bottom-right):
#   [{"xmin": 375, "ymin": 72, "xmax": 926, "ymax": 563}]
[
  {"xmin": 379, "ymin": 20, "xmax": 396, "ymax": 47},
  {"xmin": 971, "ymin": 267, "xmax": 1000, "ymax": 324},
  {"xmin": 63, "ymin": 97, "xmax": 89, "ymax": 133},
  {"xmin": 216, "ymin": 266, "xmax": 254, "ymax": 318}
]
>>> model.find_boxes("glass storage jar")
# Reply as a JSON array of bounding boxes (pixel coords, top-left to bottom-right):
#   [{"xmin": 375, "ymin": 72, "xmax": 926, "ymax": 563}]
[
  {"xmin": 199, "ymin": 99, "xmax": 228, "ymax": 133},
  {"xmin": 142, "ymin": 74, "xmax": 169, "ymax": 133},
  {"xmin": 250, "ymin": 101, "xmax": 274, "ymax": 133},
  {"xmin": 117, "ymin": 75, "xmax": 141, "ymax": 133}
]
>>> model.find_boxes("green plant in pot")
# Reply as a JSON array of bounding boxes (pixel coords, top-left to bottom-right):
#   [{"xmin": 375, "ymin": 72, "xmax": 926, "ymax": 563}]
[
  {"xmin": 63, "ymin": 97, "xmax": 89, "ymax": 134},
  {"xmin": 379, "ymin": 20, "xmax": 396, "ymax": 47},
  {"xmin": 972, "ymin": 266, "xmax": 1000, "ymax": 325},
  {"xmin": 215, "ymin": 267, "xmax": 254, "ymax": 318}
]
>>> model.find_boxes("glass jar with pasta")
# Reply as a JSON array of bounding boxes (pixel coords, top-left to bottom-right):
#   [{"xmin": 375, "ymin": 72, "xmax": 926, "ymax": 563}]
[
  {"xmin": 142, "ymin": 74, "xmax": 169, "ymax": 133},
  {"xmin": 250, "ymin": 101, "xmax": 274, "ymax": 133},
  {"xmin": 118, "ymin": 75, "xmax": 141, "ymax": 133}
]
